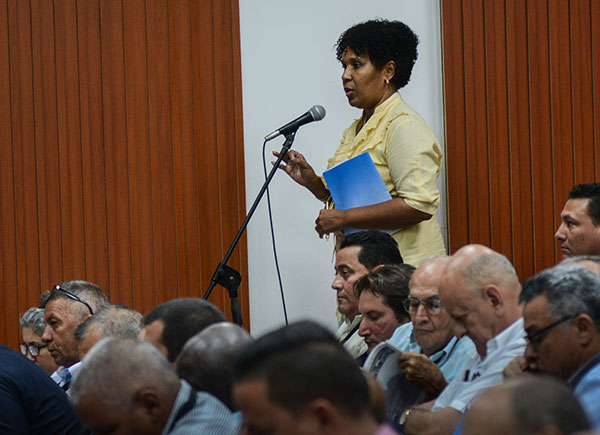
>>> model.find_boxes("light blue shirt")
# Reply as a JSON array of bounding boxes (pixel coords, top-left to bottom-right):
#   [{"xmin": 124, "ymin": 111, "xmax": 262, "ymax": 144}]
[
  {"xmin": 569, "ymin": 353, "xmax": 600, "ymax": 430},
  {"xmin": 389, "ymin": 322, "xmax": 475, "ymax": 383}
]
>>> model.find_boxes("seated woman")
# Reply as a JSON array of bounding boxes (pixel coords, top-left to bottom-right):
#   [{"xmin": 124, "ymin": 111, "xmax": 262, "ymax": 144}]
[{"xmin": 19, "ymin": 307, "xmax": 58, "ymax": 376}]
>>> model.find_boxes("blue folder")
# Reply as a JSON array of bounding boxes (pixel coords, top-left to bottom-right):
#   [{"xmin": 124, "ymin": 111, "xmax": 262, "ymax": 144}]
[{"xmin": 323, "ymin": 152, "xmax": 392, "ymax": 234}]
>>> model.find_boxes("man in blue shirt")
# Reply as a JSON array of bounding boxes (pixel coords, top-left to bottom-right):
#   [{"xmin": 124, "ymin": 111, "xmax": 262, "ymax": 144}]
[
  {"xmin": 519, "ymin": 263, "xmax": 600, "ymax": 430},
  {"xmin": 70, "ymin": 337, "xmax": 239, "ymax": 434},
  {"xmin": 387, "ymin": 256, "xmax": 475, "ymax": 424}
]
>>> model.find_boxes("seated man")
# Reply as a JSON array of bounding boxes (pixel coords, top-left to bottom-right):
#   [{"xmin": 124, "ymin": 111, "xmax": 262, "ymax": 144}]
[
  {"xmin": 41, "ymin": 280, "xmax": 110, "ymax": 390},
  {"xmin": 19, "ymin": 307, "xmax": 58, "ymax": 376},
  {"xmin": 0, "ymin": 345, "xmax": 83, "ymax": 434},
  {"xmin": 74, "ymin": 304, "xmax": 143, "ymax": 358},
  {"xmin": 519, "ymin": 264, "xmax": 600, "ymax": 429},
  {"xmin": 70, "ymin": 337, "xmax": 240, "ymax": 434},
  {"xmin": 176, "ymin": 322, "xmax": 253, "ymax": 410},
  {"xmin": 355, "ymin": 263, "xmax": 415, "ymax": 353},
  {"xmin": 232, "ymin": 321, "xmax": 378, "ymax": 435},
  {"xmin": 555, "ymin": 182, "xmax": 600, "ymax": 258},
  {"xmin": 139, "ymin": 297, "xmax": 226, "ymax": 365},
  {"xmin": 462, "ymin": 377, "xmax": 590, "ymax": 435},
  {"xmin": 403, "ymin": 245, "xmax": 525, "ymax": 435},
  {"xmin": 332, "ymin": 230, "xmax": 404, "ymax": 362},
  {"xmin": 233, "ymin": 322, "xmax": 377, "ymax": 435},
  {"xmin": 385, "ymin": 257, "xmax": 475, "ymax": 423}
]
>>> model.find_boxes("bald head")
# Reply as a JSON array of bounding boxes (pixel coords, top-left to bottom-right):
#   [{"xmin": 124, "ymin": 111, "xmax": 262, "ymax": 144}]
[
  {"xmin": 410, "ymin": 256, "xmax": 450, "ymax": 289},
  {"xmin": 176, "ymin": 323, "xmax": 253, "ymax": 410},
  {"xmin": 439, "ymin": 245, "xmax": 521, "ymax": 356}
]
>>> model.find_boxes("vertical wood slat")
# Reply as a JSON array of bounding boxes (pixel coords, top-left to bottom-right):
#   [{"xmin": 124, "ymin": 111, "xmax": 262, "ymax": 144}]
[
  {"xmin": 9, "ymin": 0, "xmax": 41, "ymax": 337},
  {"xmin": 0, "ymin": 0, "xmax": 248, "ymax": 348},
  {"xmin": 55, "ymin": 0, "xmax": 87, "ymax": 279},
  {"xmin": 77, "ymin": 0, "xmax": 109, "ymax": 290},
  {"xmin": 0, "ymin": 1, "xmax": 18, "ymax": 346},
  {"xmin": 100, "ymin": 0, "xmax": 134, "ymax": 305},
  {"xmin": 443, "ymin": 0, "xmax": 600, "ymax": 280},
  {"xmin": 442, "ymin": 0, "xmax": 469, "ymax": 250},
  {"xmin": 527, "ymin": 0, "xmax": 556, "ymax": 271}
]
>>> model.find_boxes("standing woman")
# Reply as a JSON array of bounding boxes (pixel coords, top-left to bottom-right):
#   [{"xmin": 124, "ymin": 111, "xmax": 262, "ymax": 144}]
[{"xmin": 276, "ymin": 19, "xmax": 446, "ymax": 266}]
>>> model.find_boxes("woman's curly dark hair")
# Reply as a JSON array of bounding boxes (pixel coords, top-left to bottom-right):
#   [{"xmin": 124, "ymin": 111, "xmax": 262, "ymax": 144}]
[{"xmin": 335, "ymin": 19, "xmax": 419, "ymax": 90}]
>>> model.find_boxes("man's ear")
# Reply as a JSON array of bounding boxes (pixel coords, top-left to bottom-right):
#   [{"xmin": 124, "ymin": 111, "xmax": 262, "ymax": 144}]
[
  {"xmin": 484, "ymin": 285, "xmax": 505, "ymax": 316},
  {"xmin": 135, "ymin": 388, "xmax": 162, "ymax": 420},
  {"xmin": 573, "ymin": 313, "xmax": 595, "ymax": 347},
  {"xmin": 370, "ymin": 264, "xmax": 385, "ymax": 273},
  {"xmin": 305, "ymin": 398, "xmax": 340, "ymax": 433}
]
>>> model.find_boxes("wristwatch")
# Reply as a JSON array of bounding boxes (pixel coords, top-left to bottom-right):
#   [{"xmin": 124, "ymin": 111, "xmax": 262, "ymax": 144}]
[{"xmin": 398, "ymin": 408, "xmax": 413, "ymax": 428}]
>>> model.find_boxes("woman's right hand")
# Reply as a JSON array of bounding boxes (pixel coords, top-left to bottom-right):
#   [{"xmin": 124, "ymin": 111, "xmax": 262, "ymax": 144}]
[{"xmin": 272, "ymin": 150, "xmax": 316, "ymax": 186}]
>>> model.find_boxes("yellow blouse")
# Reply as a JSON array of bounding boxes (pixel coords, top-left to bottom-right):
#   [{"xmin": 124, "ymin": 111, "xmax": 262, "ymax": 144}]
[{"xmin": 326, "ymin": 92, "xmax": 446, "ymax": 266}]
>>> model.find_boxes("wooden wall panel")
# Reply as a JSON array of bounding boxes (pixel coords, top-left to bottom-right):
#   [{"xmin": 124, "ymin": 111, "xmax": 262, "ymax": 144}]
[
  {"xmin": 443, "ymin": 0, "xmax": 600, "ymax": 280},
  {"xmin": 0, "ymin": 0, "xmax": 248, "ymax": 349}
]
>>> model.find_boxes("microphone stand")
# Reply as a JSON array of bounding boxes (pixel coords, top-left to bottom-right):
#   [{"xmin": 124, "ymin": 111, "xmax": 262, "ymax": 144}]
[{"xmin": 202, "ymin": 131, "xmax": 297, "ymax": 326}]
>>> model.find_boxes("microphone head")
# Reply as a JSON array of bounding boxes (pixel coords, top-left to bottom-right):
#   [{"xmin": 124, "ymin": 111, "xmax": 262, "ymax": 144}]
[{"xmin": 309, "ymin": 105, "xmax": 326, "ymax": 121}]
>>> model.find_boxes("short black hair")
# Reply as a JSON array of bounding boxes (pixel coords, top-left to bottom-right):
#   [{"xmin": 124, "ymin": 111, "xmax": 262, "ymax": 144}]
[
  {"xmin": 142, "ymin": 298, "xmax": 226, "ymax": 362},
  {"xmin": 569, "ymin": 183, "xmax": 600, "ymax": 225},
  {"xmin": 233, "ymin": 321, "xmax": 370, "ymax": 417},
  {"xmin": 339, "ymin": 230, "xmax": 403, "ymax": 269},
  {"xmin": 335, "ymin": 19, "xmax": 419, "ymax": 90},
  {"xmin": 511, "ymin": 377, "xmax": 590, "ymax": 434},
  {"xmin": 355, "ymin": 264, "xmax": 415, "ymax": 323}
]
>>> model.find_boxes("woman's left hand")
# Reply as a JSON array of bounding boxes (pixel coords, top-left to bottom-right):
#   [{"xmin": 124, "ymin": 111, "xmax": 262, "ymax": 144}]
[{"xmin": 315, "ymin": 209, "xmax": 345, "ymax": 238}]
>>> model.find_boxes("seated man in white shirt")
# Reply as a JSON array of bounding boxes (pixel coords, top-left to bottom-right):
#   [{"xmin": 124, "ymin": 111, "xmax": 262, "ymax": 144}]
[
  {"xmin": 386, "ymin": 256, "xmax": 475, "ymax": 424},
  {"xmin": 402, "ymin": 245, "xmax": 526, "ymax": 435},
  {"xmin": 332, "ymin": 230, "xmax": 404, "ymax": 363}
]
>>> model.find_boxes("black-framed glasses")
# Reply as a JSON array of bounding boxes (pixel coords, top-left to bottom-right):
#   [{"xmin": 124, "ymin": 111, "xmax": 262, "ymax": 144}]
[
  {"xmin": 403, "ymin": 295, "xmax": 444, "ymax": 316},
  {"xmin": 19, "ymin": 342, "xmax": 48, "ymax": 357},
  {"xmin": 50, "ymin": 285, "xmax": 94, "ymax": 315},
  {"xmin": 525, "ymin": 314, "xmax": 576, "ymax": 348}
]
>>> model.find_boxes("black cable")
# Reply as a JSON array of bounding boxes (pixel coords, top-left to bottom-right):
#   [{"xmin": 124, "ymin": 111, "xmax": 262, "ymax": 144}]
[{"xmin": 262, "ymin": 140, "xmax": 289, "ymax": 324}]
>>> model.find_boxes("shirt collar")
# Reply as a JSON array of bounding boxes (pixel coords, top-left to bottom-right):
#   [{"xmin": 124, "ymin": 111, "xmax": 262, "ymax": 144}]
[{"xmin": 485, "ymin": 318, "xmax": 524, "ymax": 357}]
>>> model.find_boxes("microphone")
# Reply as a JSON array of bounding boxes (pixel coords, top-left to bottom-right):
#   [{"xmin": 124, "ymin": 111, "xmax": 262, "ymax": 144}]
[{"xmin": 264, "ymin": 105, "xmax": 326, "ymax": 141}]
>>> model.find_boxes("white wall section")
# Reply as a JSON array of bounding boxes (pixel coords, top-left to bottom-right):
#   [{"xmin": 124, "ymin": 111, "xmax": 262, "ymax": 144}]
[{"xmin": 238, "ymin": 0, "xmax": 445, "ymax": 336}]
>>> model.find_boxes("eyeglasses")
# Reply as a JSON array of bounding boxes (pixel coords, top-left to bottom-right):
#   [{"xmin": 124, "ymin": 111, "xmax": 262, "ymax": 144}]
[
  {"xmin": 525, "ymin": 314, "xmax": 576, "ymax": 348},
  {"xmin": 50, "ymin": 285, "xmax": 94, "ymax": 315},
  {"xmin": 403, "ymin": 295, "xmax": 444, "ymax": 316},
  {"xmin": 19, "ymin": 342, "xmax": 49, "ymax": 357}
]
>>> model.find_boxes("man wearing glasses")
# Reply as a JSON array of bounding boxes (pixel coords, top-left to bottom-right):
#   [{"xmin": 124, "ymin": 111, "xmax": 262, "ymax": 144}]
[
  {"xmin": 41, "ymin": 280, "xmax": 109, "ymax": 391},
  {"xmin": 519, "ymin": 264, "xmax": 600, "ymax": 430},
  {"xmin": 386, "ymin": 256, "xmax": 475, "ymax": 424},
  {"xmin": 402, "ymin": 245, "xmax": 526, "ymax": 435}
]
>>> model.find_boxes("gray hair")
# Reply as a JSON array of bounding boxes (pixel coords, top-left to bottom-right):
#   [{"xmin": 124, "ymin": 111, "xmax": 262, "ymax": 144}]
[
  {"xmin": 520, "ymin": 264, "xmax": 600, "ymax": 330},
  {"xmin": 176, "ymin": 323, "xmax": 253, "ymax": 410},
  {"xmin": 70, "ymin": 337, "xmax": 179, "ymax": 410},
  {"xmin": 74, "ymin": 305, "xmax": 142, "ymax": 341},
  {"xmin": 463, "ymin": 251, "xmax": 520, "ymax": 296},
  {"xmin": 19, "ymin": 307, "xmax": 46, "ymax": 336},
  {"xmin": 44, "ymin": 280, "xmax": 109, "ymax": 317},
  {"xmin": 561, "ymin": 255, "xmax": 600, "ymax": 265}
]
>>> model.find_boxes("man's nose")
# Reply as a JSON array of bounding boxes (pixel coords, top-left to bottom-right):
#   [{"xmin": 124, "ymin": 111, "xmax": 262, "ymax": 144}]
[
  {"xmin": 555, "ymin": 223, "xmax": 566, "ymax": 241},
  {"xmin": 358, "ymin": 318, "xmax": 369, "ymax": 338}
]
